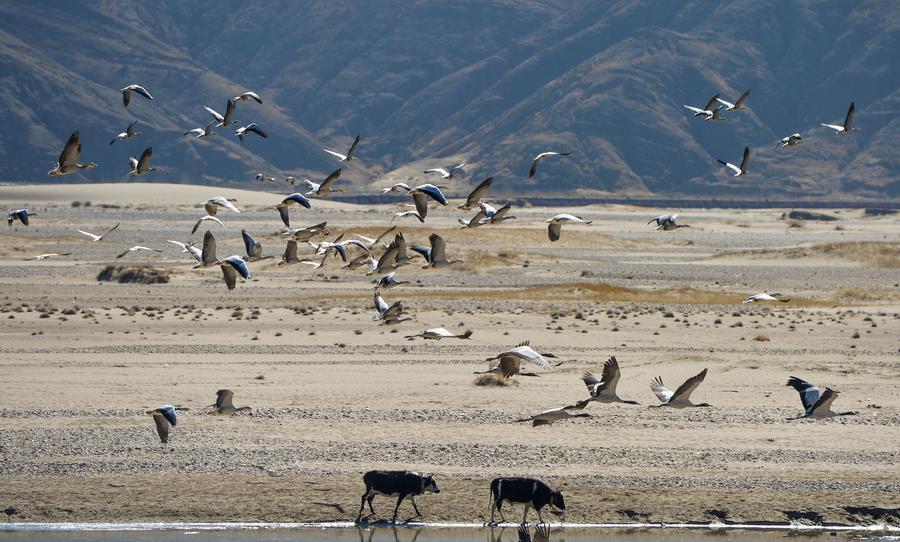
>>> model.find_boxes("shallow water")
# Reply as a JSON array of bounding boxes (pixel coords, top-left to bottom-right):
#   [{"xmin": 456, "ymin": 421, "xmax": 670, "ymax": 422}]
[{"xmin": 1, "ymin": 524, "xmax": 897, "ymax": 542}]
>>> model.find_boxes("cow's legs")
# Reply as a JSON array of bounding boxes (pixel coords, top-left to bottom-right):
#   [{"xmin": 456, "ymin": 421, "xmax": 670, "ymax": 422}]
[
  {"xmin": 392, "ymin": 494, "xmax": 407, "ymax": 523},
  {"xmin": 411, "ymin": 495, "xmax": 422, "ymax": 518},
  {"xmin": 357, "ymin": 488, "xmax": 375, "ymax": 521},
  {"xmin": 521, "ymin": 504, "xmax": 530, "ymax": 525},
  {"xmin": 536, "ymin": 506, "xmax": 545, "ymax": 525}
]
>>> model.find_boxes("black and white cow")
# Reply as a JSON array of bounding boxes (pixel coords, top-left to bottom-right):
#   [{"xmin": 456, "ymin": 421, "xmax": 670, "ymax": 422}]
[
  {"xmin": 487, "ymin": 477, "xmax": 565, "ymax": 525},
  {"xmin": 356, "ymin": 470, "xmax": 440, "ymax": 523}
]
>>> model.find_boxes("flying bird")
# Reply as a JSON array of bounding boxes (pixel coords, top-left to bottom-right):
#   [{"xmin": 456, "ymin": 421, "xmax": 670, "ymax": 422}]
[
  {"xmin": 146, "ymin": 405, "xmax": 176, "ymax": 444},
  {"xmin": 353, "ymin": 225, "xmax": 397, "ymax": 248},
  {"xmin": 203, "ymin": 197, "xmax": 241, "ymax": 216},
  {"xmin": 205, "ymin": 99, "xmax": 239, "ymax": 127},
  {"xmin": 457, "ymin": 177, "xmax": 493, "ymax": 210},
  {"xmin": 715, "ymin": 89, "xmax": 751, "ymax": 111},
  {"xmin": 184, "ymin": 121, "xmax": 216, "ymax": 139},
  {"xmin": 683, "ymin": 93, "xmax": 720, "ymax": 118},
  {"xmin": 191, "ymin": 215, "xmax": 226, "ymax": 235},
  {"xmin": 167, "ymin": 240, "xmax": 202, "ymax": 263},
  {"xmin": 649, "ymin": 369, "xmax": 710, "ymax": 408},
  {"xmin": 192, "ymin": 231, "xmax": 221, "ymax": 269},
  {"xmin": 116, "ymin": 246, "xmax": 163, "ymax": 259},
  {"xmin": 516, "ymin": 400, "xmax": 591, "ymax": 427},
  {"xmin": 372, "ymin": 288, "xmax": 409, "ymax": 324},
  {"xmin": 24, "ymin": 253, "xmax": 72, "ymax": 261},
  {"xmin": 381, "ymin": 182, "xmax": 412, "ymax": 194},
  {"xmin": 241, "ymin": 229, "xmax": 272, "ymax": 262},
  {"xmin": 48, "ymin": 131, "xmax": 97, "ymax": 176},
  {"xmin": 235, "ymin": 123, "xmax": 268, "ymax": 141},
  {"xmin": 581, "ymin": 356, "xmax": 640, "ymax": 405},
  {"xmin": 529, "ymin": 151, "xmax": 570, "ymax": 178},
  {"xmin": 121, "ymin": 84, "xmax": 153, "ymax": 107},
  {"xmin": 7, "ymin": 209, "xmax": 35, "ymax": 226},
  {"xmin": 217, "ymin": 255, "xmax": 250, "ymax": 291},
  {"xmin": 375, "ymin": 271, "xmax": 408, "ymax": 289},
  {"xmin": 742, "ymin": 293, "xmax": 791, "ymax": 304},
  {"xmin": 304, "ymin": 168, "xmax": 343, "ymax": 196},
  {"xmin": 77, "ymin": 223, "xmax": 120, "ymax": 242},
  {"xmin": 545, "ymin": 214, "xmax": 591, "ymax": 241},
  {"xmin": 424, "ymin": 163, "xmax": 465, "ymax": 179},
  {"xmin": 405, "ymin": 328, "xmax": 473, "ymax": 340},
  {"xmin": 411, "ymin": 233, "xmax": 462, "ymax": 268},
  {"xmin": 128, "ymin": 147, "xmax": 155, "ymax": 176},
  {"xmin": 408, "ymin": 183, "xmax": 449, "ymax": 221},
  {"xmin": 482, "ymin": 201, "xmax": 517, "ymax": 224},
  {"xmin": 786, "ymin": 377, "xmax": 856, "ymax": 420},
  {"xmin": 822, "ymin": 101, "xmax": 860, "ymax": 134},
  {"xmin": 233, "ymin": 91, "xmax": 262, "ymax": 104},
  {"xmin": 779, "ymin": 134, "xmax": 803, "ymax": 148},
  {"xmin": 481, "ymin": 341, "xmax": 558, "ymax": 378},
  {"xmin": 110, "ymin": 120, "xmax": 141, "ymax": 145},
  {"xmin": 457, "ymin": 208, "xmax": 486, "ymax": 229},
  {"xmin": 209, "ymin": 389, "xmax": 251, "ymax": 415},
  {"xmin": 391, "ymin": 210, "xmax": 425, "ymax": 224},
  {"xmin": 323, "ymin": 135, "xmax": 360, "ymax": 162},
  {"xmin": 277, "ymin": 239, "xmax": 308, "ymax": 266},
  {"xmin": 717, "ymin": 146, "xmax": 750, "ymax": 177},
  {"xmin": 282, "ymin": 221, "xmax": 329, "ymax": 242},
  {"xmin": 276, "ymin": 193, "xmax": 312, "ymax": 228}
]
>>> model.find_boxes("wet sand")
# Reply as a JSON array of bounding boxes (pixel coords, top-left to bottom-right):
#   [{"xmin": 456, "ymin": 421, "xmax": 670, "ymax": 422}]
[{"xmin": 0, "ymin": 183, "xmax": 898, "ymax": 525}]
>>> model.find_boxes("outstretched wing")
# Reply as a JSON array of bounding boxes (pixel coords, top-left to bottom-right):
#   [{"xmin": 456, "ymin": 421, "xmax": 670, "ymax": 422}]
[
  {"xmin": 649, "ymin": 376, "xmax": 674, "ymax": 403},
  {"xmin": 671, "ymin": 368, "xmax": 708, "ymax": 403},
  {"xmin": 786, "ymin": 376, "xmax": 821, "ymax": 414},
  {"xmin": 844, "ymin": 101, "xmax": 856, "ymax": 131},
  {"xmin": 346, "ymin": 135, "xmax": 360, "ymax": 160}
]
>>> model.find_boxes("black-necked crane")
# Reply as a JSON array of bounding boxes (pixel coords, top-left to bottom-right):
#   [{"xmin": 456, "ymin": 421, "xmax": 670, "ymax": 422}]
[
  {"xmin": 405, "ymin": 328, "xmax": 473, "ymax": 340},
  {"xmin": 717, "ymin": 146, "xmax": 750, "ymax": 177},
  {"xmin": 7, "ymin": 209, "xmax": 36, "ymax": 226},
  {"xmin": 649, "ymin": 213, "xmax": 690, "ymax": 231},
  {"xmin": 742, "ymin": 292, "xmax": 790, "ymax": 304},
  {"xmin": 203, "ymin": 197, "xmax": 241, "ymax": 216},
  {"xmin": 218, "ymin": 256, "xmax": 250, "ymax": 291},
  {"xmin": 110, "ymin": 120, "xmax": 141, "ymax": 145},
  {"xmin": 484, "ymin": 202, "xmax": 517, "ymax": 224},
  {"xmin": 381, "ymin": 182, "xmax": 412, "ymax": 194},
  {"xmin": 323, "ymin": 134, "xmax": 360, "ymax": 162},
  {"xmin": 822, "ymin": 101, "xmax": 860, "ymax": 134},
  {"xmin": 278, "ymin": 239, "xmax": 308, "ymax": 266},
  {"xmin": 649, "ymin": 368, "xmax": 710, "ymax": 408},
  {"xmin": 167, "ymin": 240, "xmax": 202, "ymax": 263},
  {"xmin": 276, "ymin": 193, "xmax": 312, "ymax": 228},
  {"xmin": 716, "ymin": 89, "xmax": 751, "ymax": 111},
  {"xmin": 411, "ymin": 233, "xmax": 462, "ymax": 268},
  {"xmin": 683, "ymin": 93, "xmax": 719, "ymax": 118},
  {"xmin": 458, "ymin": 208, "xmax": 486, "ymax": 229},
  {"xmin": 121, "ymin": 84, "xmax": 153, "ymax": 107},
  {"xmin": 205, "ymin": 99, "xmax": 239, "ymax": 127},
  {"xmin": 373, "ymin": 288, "xmax": 410, "ymax": 324},
  {"xmin": 191, "ymin": 215, "xmax": 226, "ymax": 235},
  {"xmin": 581, "ymin": 356, "xmax": 640, "ymax": 405},
  {"xmin": 128, "ymin": 147, "xmax": 155, "ymax": 176},
  {"xmin": 786, "ymin": 377, "xmax": 857, "ymax": 420},
  {"xmin": 545, "ymin": 214, "xmax": 591, "ymax": 241},
  {"xmin": 457, "ymin": 177, "xmax": 493, "ymax": 210},
  {"xmin": 241, "ymin": 229, "xmax": 272, "ymax": 262},
  {"xmin": 235, "ymin": 123, "xmax": 268, "ymax": 142},
  {"xmin": 116, "ymin": 245, "xmax": 163, "ymax": 259},
  {"xmin": 304, "ymin": 168, "xmax": 343, "ymax": 196},
  {"xmin": 146, "ymin": 405, "xmax": 176, "ymax": 444},
  {"xmin": 184, "ymin": 121, "xmax": 216, "ymax": 139},
  {"xmin": 233, "ymin": 91, "xmax": 262, "ymax": 104},
  {"xmin": 48, "ymin": 131, "xmax": 97, "ymax": 176},
  {"xmin": 476, "ymin": 341, "xmax": 558, "ymax": 378},
  {"xmin": 408, "ymin": 183, "xmax": 449, "ymax": 221},
  {"xmin": 209, "ymin": 389, "xmax": 251, "ymax": 415},
  {"xmin": 24, "ymin": 252, "xmax": 72, "ymax": 261},
  {"xmin": 516, "ymin": 399, "xmax": 591, "ymax": 427},
  {"xmin": 779, "ymin": 134, "xmax": 802, "ymax": 148},
  {"xmin": 529, "ymin": 151, "xmax": 570, "ymax": 178},
  {"xmin": 376, "ymin": 271, "xmax": 408, "ymax": 289},
  {"xmin": 425, "ymin": 163, "xmax": 465, "ymax": 179}
]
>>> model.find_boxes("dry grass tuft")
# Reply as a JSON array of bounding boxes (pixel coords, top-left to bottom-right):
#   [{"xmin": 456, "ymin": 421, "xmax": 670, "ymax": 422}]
[
  {"xmin": 473, "ymin": 374, "xmax": 517, "ymax": 387},
  {"xmin": 97, "ymin": 265, "xmax": 171, "ymax": 284},
  {"xmin": 754, "ymin": 335, "xmax": 770, "ymax": 342}
]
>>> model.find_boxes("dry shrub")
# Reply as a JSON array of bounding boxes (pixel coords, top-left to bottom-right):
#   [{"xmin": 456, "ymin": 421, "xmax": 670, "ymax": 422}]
[
  {"xmin": 754, "ymin": 335, "xmax": 770, "ymax": 342},
  {"xmin": 473, "ymin": 374, "xmax": 518, "ymax": 387},
  {"xmin": 97, "ymin": 265, "xmax": 170, "ymax": 284}
]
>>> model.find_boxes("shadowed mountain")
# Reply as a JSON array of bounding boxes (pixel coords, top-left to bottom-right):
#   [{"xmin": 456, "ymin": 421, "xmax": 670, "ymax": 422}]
[{"xmin": 0, "ymin": 0, "xmax": 898, "ymax": 197}]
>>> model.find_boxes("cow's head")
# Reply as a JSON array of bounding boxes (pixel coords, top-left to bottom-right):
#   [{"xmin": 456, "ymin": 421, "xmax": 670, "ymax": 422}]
[
  {"xmin": 550, "ymin": 490, "xmax": 566, "ymax": 512},
  {"xmin": 423, "ymin": 475, "xmax": 440, "ymax": 494}
]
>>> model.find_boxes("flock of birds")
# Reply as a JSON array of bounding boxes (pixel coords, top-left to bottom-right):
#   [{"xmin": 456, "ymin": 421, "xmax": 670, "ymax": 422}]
[{"xmin": 6, "ymin": 82, "xmax": 866, "ymax": 509}]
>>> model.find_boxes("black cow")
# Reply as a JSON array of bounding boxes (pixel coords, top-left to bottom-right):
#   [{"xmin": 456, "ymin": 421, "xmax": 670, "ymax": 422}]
[
  {"xmin": 357, "ymin": 470, "xmax": 440, "ymax": 523},
  {"xmin": 488, "ymin": 477, "xmax": 565, "ymax": 525}
]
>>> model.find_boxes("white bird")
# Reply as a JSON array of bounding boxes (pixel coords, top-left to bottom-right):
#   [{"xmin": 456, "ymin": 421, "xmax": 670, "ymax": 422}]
[
  {"xmin": 529, "ymin": 151, "xmax": 570, "ymax": 178},
  {"xmin": 715, "ymin": 89, "xmax": 751, "ymax": 111},
  {"xmin": 203, "ymin": 197, "xmax": 240, "ymax": 216},
  {"xmin": 116, "ymin": 246, "xmax": 163, "ymax": 259},
  {"xmin": 323, "ymin": 135, "xmax": 360, "ymax": 162},
  {"xmin": 233, "ymin": 91, "xmax": 263, "ymax": 104},
  {"xmin": 24, "ymin": 253, "xmax": 72, "ymax": 261},
  {"xmin": 184, "ymin": 121, "xmax": 216, "ymax": 139},
  {"xmin": 375, "ymin": 271, "xmax": 408, "ymax": 289},
  {"xmin": 408, "ymin": 183, "xmax": 449, "ymax": 221},
  {"xmin": 705, "ymin": 106, "xmax": 727, "ymax": 122},
  {"xmin": 742, "ymin": 292, "xmax": 791, "ymax": 304},
  {"xmin": 457, "ymin": 177, "xmax": 493, "ymax": 210},
  {"xmin": 304, "ymin": 168, "xmax": 343, "ymax": 196},
  {"xmin": 683, "ymin": 93, "xmax": 720, "ymax": 118},
  {"xmin": 822, "ymin": 101, "xmax": 860, "ymax": 134},
  {"xmin": 405, "ymin": 328, "xmax": 473, "ymax": 340},
  {"xmin": 128, "ymin": 147, "xmax": 155, "ymax": 176},
  {"xmin": 121, "ymin": 84, "xmax": 154, "ymax": 107},
  {"xmin": 411, "ymin": 233, "xmax": 462, "ymax": 268},
  {"xmin": 48, "ymin": 131, "xmax": 97, "ymax": 176},
  {"xmin": 424, "ymin": 163, "xmax": 465, "ymax": 179},
  {"xmin": 255, "ymin": 173, "xmax": 275, "ymax": 183},
  {"xmin": 545, "ymin": 214, "xmax": 591, "ymax": 242},
  {"xmin": 786, "ymin": 377, "xmax": 856, "ymax": 420},
  {"xmin": 205, "ymin": 99, "xmax": 239, "ymax": 127},
  {"xmin": 649, "ymin": 214, "xmax": 690, "ymax": 231},
  {"xmin": 381, "ymin": 182, "xmax": 412, "ymax": 194},
  {"xmin": 779, "ymin": 133, "xmax": 803, "ymax": 148},
  {"xmin": 167, "ymin": 240, "xmax": 202, "ymax": 263},
  {"xmin": 7, "ymin": 209, "xmax": 35, "ymax": 226},
  {"xmin": 717, "ymin": 146, "xmax": 750, "ymax": 177},
  {"xmin": 191, "ymin": 215, "xmax": 226, "ymax": 235},
  {"xmin": 486, "ymin": 341, "xmax": 557, "ymax": 371},
  {"xmin": 515, "ymin": 401, "xmax": 591, "ymax": 427},
  {"xmin": 235, "ymin": 123, "xmax": 268, "ymax": 142},
  {"xmin": 391, "ymin": 209, "xmax": 425, "ymax": 224},
  {"xmin": 110, "ymin": 120, "xmax": 141, "ymax": 145},
  {"xmin": 581, "ymin": 356, "xmax": 640, "ymax": 405},
  {"xmin": 276, "ymin": 193, "xmax": 312, "ymax": 228},
  {"xmin": 77, "ymin": 223, "xmax": 120, "ymax": 242},
  {"xmin": 146, "ymin": 405, "xmax": 176, "ymax": 444},
  {"xmin": 649, "ymin": 369, "xmax": 710, "ymax": 408}
]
